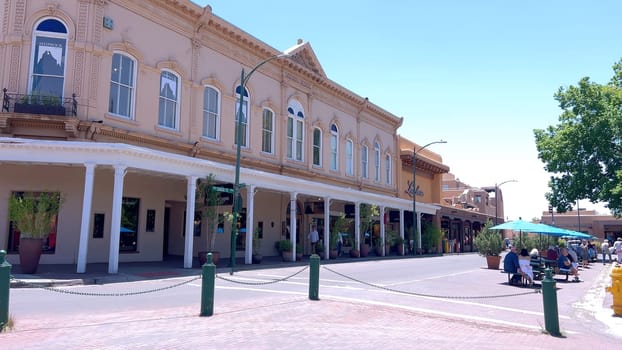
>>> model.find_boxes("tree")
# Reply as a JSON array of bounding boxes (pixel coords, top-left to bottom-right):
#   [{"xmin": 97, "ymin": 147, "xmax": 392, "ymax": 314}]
[
  {"xmin": 534, "ymin": 59, "xmax": 622, "ymax": 217},
  {"xmin": 196, "ymin": 174, "xmax": 225, "ymax": 252}
]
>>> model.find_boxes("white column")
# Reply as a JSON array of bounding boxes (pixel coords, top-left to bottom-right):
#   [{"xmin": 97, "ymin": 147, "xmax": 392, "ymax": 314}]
[
  {"xmin": 290, "ymin": 192, "xmax": 297, "ymax": 262},
  {"xmin": 380, "ymin": 205, "xmax": 386, "ymax": 256},
  {"xmin": 324, "ymin": 197, "xmax": 330, "ymax": 259},
  {"xmin": 184, "ymin": 176, "xmax": 197, "ymax": 268},
  {"xmin": 108, "ymin": 165, "xmax": 126, "ymax": 274},
  {"xmin": 245, "ymin": 185, "xmax": 255, "ymax": 265},
  {"xmin": 76, "ymin": 163, "xmax": 96, "ymax": 273},
  {"xmin": 355, "ymin": 202, "xmax": 361, "ymax": 251}
]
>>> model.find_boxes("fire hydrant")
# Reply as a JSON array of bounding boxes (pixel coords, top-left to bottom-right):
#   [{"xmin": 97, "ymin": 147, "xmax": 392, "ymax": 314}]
[{"xmin": 606, "ymin": 264, "xmax": 622, "ymax": 316}]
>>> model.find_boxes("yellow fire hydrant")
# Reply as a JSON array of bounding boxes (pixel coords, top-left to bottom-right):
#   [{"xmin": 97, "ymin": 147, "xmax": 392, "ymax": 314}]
[{"xmin": 606, "ymin": 264, "xmax": 622, "ymax": 316}]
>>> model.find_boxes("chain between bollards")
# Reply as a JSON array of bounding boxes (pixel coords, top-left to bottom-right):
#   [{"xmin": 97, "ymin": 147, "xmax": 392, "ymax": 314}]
[
  {"xmin": 0, "ymin": 250, "xmax": 11, "ymax": 331},
  {"xmin": 200, "ymin": 253, "xmax": 215, "ymax": 317},
  {"xmin": 541, "ymin": 268, "xmax": 560, "ymax": 336},
  {"xmin": 309, "ymin": 254, "xmax": 319, "ymax": 300}
]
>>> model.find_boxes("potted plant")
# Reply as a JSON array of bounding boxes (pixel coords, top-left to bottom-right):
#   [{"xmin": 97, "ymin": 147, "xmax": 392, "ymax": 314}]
[
  {"xmin": 331, "ymin": 214, "xmax": 350, "ymax": 257},
  {"xmin": 422, "ymin": 222, "xmax": 443, "ymax": 254},
  {"xmin": 474, "ymin": 220, "xmax": 504, "ymax": 269},
  {"xmin": 296, "ymin": 243, "xmax": 303, "ymax": 261},
  {"xmin": 315, "ymin": 241, "xmax": 324, "ymax": 259},
  {"xmin": 329, "ymin": 229, "xmax": 340, "ymax": 259},
  {"xmin": 252, "ymin": 227, "xmax": 262, "ymax": 264},
  {"xmin": 196, "ymin": 174, "xmax": 225, "ymax": 265},
  {"xmin": 8, "ymin": 191, "xmax": 63, "ymax": 273},
  {"xmin": 14, "ymin": 93, "xmax": 66, "ymax": 116},
  {"xmin": 278, "ymin": 239, "xmax": 293, "ymax": 261},
  {"xmin": 359, "ymin": 204, "xmax": 377, "ymax": 257}
]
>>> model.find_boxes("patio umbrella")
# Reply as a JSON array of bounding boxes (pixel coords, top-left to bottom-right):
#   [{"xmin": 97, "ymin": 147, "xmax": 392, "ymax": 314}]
[
  {"xmin": 490, "ymin": 219, "xmax": 542, "ymax": 248},
  {"xmin": 120, "ymin": 226, "xmax": 135, "ymax": 233}
]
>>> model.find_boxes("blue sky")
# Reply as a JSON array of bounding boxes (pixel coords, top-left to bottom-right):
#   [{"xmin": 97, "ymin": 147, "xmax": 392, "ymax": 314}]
[{"xmin": 194, "ymin": 0, "xmax": 620, "ymax": 221}]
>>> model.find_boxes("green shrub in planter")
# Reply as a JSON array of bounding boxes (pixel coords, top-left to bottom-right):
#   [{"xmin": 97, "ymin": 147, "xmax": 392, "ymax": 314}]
[{"xmin": 474, "ymin": 220, "xmax": 504, "ymax": 256}]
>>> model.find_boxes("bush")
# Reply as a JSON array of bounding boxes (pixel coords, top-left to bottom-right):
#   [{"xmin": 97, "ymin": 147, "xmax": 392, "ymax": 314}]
[{"xmin": 474, "ymin": 220, "xmax": 504, "ymax": 256}]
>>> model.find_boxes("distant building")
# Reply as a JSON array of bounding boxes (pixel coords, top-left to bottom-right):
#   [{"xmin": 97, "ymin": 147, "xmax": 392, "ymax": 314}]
[{"xmin": 540, "ymin": 210, "xmax": 622, "ymax": 241}]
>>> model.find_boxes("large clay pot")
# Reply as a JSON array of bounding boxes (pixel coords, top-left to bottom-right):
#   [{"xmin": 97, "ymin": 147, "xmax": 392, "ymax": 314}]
[
  {"xmin": 485, "ymin": 255, "xmax": 501, "ymax": 270},
  {"xmin": 19, "ymin": 238, "xmax": 43, "ymax": 274},
  {"xmin": 360, "ymin": 244, "xmax": 370, "ymax": 257},
  {"xmin": 282, "ymin": 251, "xmax": 293, "ymax": 261}
]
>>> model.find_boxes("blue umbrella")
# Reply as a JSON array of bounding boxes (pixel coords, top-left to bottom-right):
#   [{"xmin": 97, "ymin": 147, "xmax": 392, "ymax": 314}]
[
  {"xmin": 490, "ymin": 219, "xmax": 543, "ymax": 232},
  {"xmin": 120, "ymin": 226, "xmax": 134, "ymax": 233}
]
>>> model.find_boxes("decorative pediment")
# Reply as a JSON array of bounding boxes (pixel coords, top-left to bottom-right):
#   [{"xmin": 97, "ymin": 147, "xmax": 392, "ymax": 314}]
[{"xmin": 284, "ymin": 39, "xmax": 327, "ymax": 78}]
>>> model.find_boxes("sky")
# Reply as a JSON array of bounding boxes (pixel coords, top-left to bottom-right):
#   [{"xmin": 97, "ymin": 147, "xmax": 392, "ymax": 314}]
[{"xmin": 193, "ymin": 0, "xmax": 620, "ymax": 221}]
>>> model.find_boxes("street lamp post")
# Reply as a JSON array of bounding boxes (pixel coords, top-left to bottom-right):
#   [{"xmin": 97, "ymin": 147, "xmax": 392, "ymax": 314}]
[
  {"xmin": 412, "ymin": 140, "xmax": 446, "ymax": 255},
  {"xmin": 494, "ymin": 179, "xmax": 517, "ymax": 225},
  {"xmin": 231, "ymin": 53, "xmax": 289, "ymax": 275}
]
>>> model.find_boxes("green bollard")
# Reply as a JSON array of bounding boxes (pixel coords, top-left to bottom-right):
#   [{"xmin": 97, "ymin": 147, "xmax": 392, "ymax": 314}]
[
  {"xmin": 0, "ymin": 250, "xmax": 11, "ymax": 331},
  {"xmin": 541, "ymin": 268, "xmax": 560, "ymax": 336},
  {"xmin": 309, "ymin": 254, "xmax": 319, "ymax": 300},
  {"xmin": 200, "ymin": 253, "xmax": 215, "ymax": 317}
]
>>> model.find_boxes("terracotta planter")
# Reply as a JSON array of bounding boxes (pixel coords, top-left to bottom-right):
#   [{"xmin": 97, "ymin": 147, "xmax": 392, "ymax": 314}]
[
  {"xmin": 360, "ymin": 244, "xmax": 370, "ymax": 257},
  {"xmin": 252, "ymin": 254, "xmax": 262, "ymax": 264},
  {"xmin": 329, "ymin": 249, "xmax": 338, "ymax": 259},
  {"xmin": 282, "ymin": 251, "xmax": 293, "ymax": 261},
  {"xmin": 349, "ymin": 249, "xmax": 360, "ymax": 258},
  {"xmin": 19, "ymin": 238, "xmax": 43, "ymax": 274},
  {"xmin": 485, "ymin": 255, "xmax": 501, "ymax": 270},
  {"xmin": 199, "ymin": 251, "xmax": 220, "ymax": 265},
  {"xmin": 397, "ymin": 244, "xmax": 404, "ymax": 256}
]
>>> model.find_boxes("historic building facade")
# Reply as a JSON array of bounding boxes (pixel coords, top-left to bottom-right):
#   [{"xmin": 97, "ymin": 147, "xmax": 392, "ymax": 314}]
[{"xmin": 0, "ymin": 1, "xmax": 445, "ymax": 272}]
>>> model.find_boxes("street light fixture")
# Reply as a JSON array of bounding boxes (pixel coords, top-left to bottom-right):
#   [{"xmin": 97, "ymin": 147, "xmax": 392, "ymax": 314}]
[
  {"xmin": 494, "ymin": 179, "xmax": 517, "ymax": 225},
  {"xmin": 412, "ymin": 140, "xmax": 447, "ymax": 255},
  {"xmin": 231, "ymin": 53, "xmax": 290, "ymax": 275}
]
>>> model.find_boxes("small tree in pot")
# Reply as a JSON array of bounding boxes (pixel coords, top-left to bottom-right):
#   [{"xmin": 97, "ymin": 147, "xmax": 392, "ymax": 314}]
[
  {"xmin": 8, "ymin": 191, "xmax": 63, "ymax": 273},
  {"xmin": 196, "ymin": 174, "xmax": 226, "ymax": 265},
  {"xmin": 473, "ymin": 220, "xmax": 504, "ymax": 269}
]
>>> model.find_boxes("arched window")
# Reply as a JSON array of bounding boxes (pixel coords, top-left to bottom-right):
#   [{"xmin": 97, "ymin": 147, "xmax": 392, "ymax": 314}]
[
  {"xmin": 385, "ymin": 154, "xmax": 392, "ymax": 185},
  {"xmin": 29, "ymin": 18, "xmax": 68, "ymax": 99},
  {"xmin": 286, "ymin": 100, "xmax": 304, "ymax": 161},
  {"xmin": 235, "ymin": 85, "xmax": 249, "ymax": 147},
  {"xmin": 346, "ymin": 139, "xmax": 354, "ymax": 176},
  {"xmin": 109, "ymin": 52, "xmax": 136, "ymax": 119},
  {"xmin": 313, "ymin": 128, "xmax": 322, "ymax": 166},
  {"xmin": 158, "ymin": 70, "xmax": 180, "ymax": 129},
  {"xmin": 203, "ymin": 85, "xmax": 220, "ymax": 140},
  {"xmin": 261, "ymin": 108, "xmax": 274, "ymax": 153},
  {"xmin": 330, "ymin": 123, "xmax": 338, "ymax": 171},
  {"xmin": 361, "ymin": 144, "xmax": 369, "ymax": 179},
  {"xmin": 374, "ymin": 142, "xmax": 381, "ymax": 182}
]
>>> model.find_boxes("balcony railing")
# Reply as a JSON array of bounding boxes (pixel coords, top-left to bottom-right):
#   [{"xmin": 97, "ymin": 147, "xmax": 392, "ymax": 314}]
[{"xmin": 2, "ymin": 88, "xmax": 77, "ymax": 117}]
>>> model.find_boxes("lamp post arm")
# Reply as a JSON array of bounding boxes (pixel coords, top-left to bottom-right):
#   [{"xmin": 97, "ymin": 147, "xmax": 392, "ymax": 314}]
[{"xmin": 241, "ymin": 53, "xmax": 289, "ymax": 87}]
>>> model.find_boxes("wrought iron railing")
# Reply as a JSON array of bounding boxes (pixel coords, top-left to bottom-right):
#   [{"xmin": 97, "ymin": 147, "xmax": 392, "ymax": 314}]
[{"xmin": 2, "ymin": 88, "xmax": 77, "ymax": 117}]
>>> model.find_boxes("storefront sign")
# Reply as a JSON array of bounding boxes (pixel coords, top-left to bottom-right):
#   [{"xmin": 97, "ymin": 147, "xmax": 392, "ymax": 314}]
[{"xmin": 406, "ymin": 180, "xmax": 424, "ymax": 197}]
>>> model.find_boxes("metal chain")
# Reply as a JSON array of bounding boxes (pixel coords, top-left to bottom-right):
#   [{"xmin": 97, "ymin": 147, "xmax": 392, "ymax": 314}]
[
  {"xmin": 9, "ymin": 275, "xmax": 202, "ymax": 297},
  {"xmin": 322, "ymin": 266, "xmax": 540, "ymax": 299},
  {"xmin": 216, "ymin": 265, "xmax": 309, "ymax": 285}
]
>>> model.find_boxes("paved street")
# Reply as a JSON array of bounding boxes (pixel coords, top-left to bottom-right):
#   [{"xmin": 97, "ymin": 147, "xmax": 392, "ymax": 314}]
[{"xmin": 3, "ymin": 254, "xmax": 622, "ymax": 349}]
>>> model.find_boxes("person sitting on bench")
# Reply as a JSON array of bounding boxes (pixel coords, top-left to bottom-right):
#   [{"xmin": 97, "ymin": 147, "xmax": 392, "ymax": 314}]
[
  {"xmin": 557, "ymin": 247, "xmax": 580, "ymax": 282},
  {"xmin": 503, "ymin": 246, "xmax": 521, "ymax": 285},
  {"xmin": 518, "ymin": 248, "xmax": 534, "ymax": 286}
]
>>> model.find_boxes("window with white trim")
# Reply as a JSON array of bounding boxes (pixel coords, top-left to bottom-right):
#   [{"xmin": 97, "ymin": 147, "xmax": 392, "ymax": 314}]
[
  {"xmin": 286, "ymin": 100, "xmax": 304, "ymax": 161},
  {"xmin": 313, "ymin": 128, "xmax": 322, "ymax": 166},
  {"xmin": 330, "ymin": 123, "xmax": 339, "ymax": 171},
  {"xmin": 346, "ymin": 139, "xmax": 354, "ymax": 176},
  {"xmin": 29, "ymin": 18, "xmax": 68, "ymax": 99},
  {"xmin": 109, "ymin": 52, "xmax": 136, "ymax": 119},
  {"xmin": 203, "ymin": 85, "xmax": 220, "ymax": 140},
  {"xmin": 158, "ymin": 70, "xmax": 180, "ymax": 129},
  {"xmin": 385, "ymin": 154, "xmax": 392, "ymax": 185},
  {"xmin": 374, "ymin": 142, "xmax": 381, "ymax": 182},
  {"xmin": 261, "ymin": 108, "xmax": 274, "ymax": 153},
  {"xmin": 361, "ymin": 144, "xmax": 369, "ymax": 179},
  {"xmin": 235, "ymin": 85, "xmax": 249, "ymax": 147}
]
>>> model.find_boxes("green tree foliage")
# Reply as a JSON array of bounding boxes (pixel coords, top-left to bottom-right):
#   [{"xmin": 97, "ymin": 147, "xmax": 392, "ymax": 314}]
[{"xmin": 534, "ymin": 59, "xmax": 622, "ymax": 216}]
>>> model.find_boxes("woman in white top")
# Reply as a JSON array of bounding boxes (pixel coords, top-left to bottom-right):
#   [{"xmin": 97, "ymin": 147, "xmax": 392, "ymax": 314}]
[{"xmin": 518, "ymin": 248, "xmax": 534, "ymax": 286}]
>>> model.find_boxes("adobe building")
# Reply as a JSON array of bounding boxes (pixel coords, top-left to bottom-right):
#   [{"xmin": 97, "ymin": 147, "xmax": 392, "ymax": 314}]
[
  {"xmin": 539, "ymin": 210, "xmax": 622, "ymax": 241},
  {"xmin": 0, "ymin": 1, "xmax": 447, "ymax": 272}
]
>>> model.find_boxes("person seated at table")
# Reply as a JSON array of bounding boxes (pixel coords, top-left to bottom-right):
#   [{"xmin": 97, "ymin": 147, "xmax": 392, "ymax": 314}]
[
  {"xmin": 518, "ymin": 248, "xmax": 534, "ymax": 286},
  {"xmin": 557, "ymin": 247, "xmax": 580, "ymax": 282},
  {"xmin": 529, "ymin": 248, "xmax": 542, "ymax": 266},
  {"xmin": 546, "ymin": 245, "xmax": 558, "ymax": 261},
  {"xmin": 503, "ymin": 246, "xmax": 521, "ymax": 285}
]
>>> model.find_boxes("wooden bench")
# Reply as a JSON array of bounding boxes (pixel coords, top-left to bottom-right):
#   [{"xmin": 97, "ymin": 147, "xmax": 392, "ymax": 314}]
[{"xmin": 501, "ymin": 270, "xmax": 527, "ymax": 286}]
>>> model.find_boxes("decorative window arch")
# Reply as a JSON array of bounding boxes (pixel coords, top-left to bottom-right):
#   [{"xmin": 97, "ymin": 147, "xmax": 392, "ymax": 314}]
[
  {"xmin": 203, "ymin": 85, "xmax": 220, "ymax": 140},
  {"xmin": 109, "ymin": 51, "xmax": 137, "ymax": 119},
  {"xmin": 286, "ymin": 99, "xmax": 304, "ymax": 161},
  {"xmin": 330, "ymin": 123, "xmax": 339, "ymax": 171},
  {"xmin": 29, "ymin": 18, "xmax": 68, "ymax": 99},
  {"xmin": 235, "ymin": 85, "xmax": 250, "ymax": 147},
  {"xmin": 158, "ymin": 69, "xmax": 180, "ymax": 130}
]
